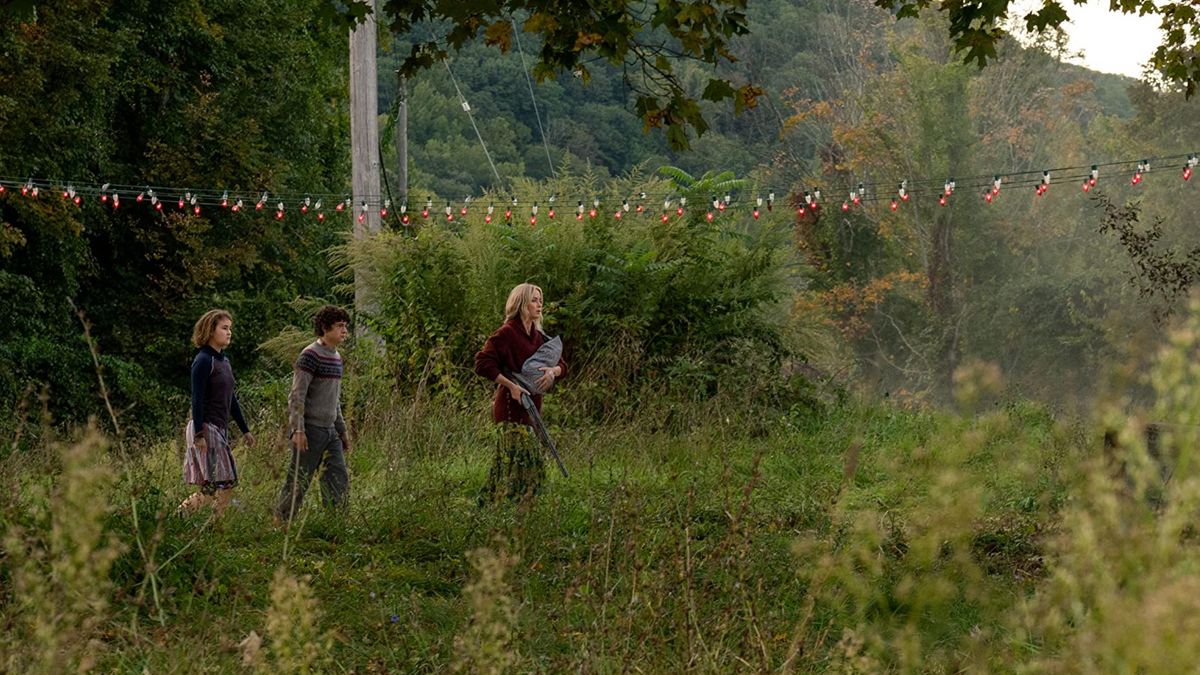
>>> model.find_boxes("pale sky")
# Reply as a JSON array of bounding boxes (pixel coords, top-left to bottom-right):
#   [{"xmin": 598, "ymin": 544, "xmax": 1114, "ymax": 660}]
[{"xmin": 1018, "ymin": 0, "xmax": 1164, "ymax": 78}]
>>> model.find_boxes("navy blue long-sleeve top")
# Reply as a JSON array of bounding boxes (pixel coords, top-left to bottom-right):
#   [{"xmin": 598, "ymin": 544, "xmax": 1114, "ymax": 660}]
[{"xmin": 191, "ymin": 346, "xmax": 249, "ymax": 435}]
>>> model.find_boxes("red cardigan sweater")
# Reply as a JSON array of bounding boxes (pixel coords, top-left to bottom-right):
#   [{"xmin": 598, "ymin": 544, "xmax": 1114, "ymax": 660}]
[{"xmin": 474, "ymin": 317, "xmax": 567, "ymax": 425}]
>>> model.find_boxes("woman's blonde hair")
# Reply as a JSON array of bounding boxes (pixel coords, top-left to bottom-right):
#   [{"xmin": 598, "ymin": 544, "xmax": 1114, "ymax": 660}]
[
  {"xmin": 504, "ymin": 283, "xmax": 543, "ymax": 331},
  {"xmin": 191, "ymin": 309, "xmax": 232, "ymax": 348}
]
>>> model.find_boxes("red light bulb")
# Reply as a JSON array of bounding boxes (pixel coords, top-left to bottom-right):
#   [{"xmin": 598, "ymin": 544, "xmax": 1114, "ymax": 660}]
[
  {"xmin": 752, "ymin": 209, "xmax": 760, "ymax": 219},
  {"xmin": 890, "ymin": 200, "xmax": 898, "ymax": 211}
]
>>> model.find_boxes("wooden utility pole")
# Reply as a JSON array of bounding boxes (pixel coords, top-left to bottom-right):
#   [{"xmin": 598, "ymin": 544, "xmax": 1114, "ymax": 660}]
[
  {"xmin": 350, "ymin": 0, "xmax": 381, "ymax": 318},
  {"xmin": 394, "ymin": 71, "xmax": 408, "ymax": 206}
]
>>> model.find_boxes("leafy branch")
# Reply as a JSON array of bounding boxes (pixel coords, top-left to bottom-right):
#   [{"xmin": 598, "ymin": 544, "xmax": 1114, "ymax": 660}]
[
  {"xmin": 331, "ymin": 0, "xmax": 761, "ymax": 149},
  {"xmin": 1095, "ymin": 192, "xmax": 1200, "ymax": 321}
]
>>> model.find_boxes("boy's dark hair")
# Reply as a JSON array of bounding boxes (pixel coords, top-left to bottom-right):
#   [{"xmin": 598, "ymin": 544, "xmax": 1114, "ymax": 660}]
[{"xmin": 314, "ymin": 305, "xmax": 351, "ymax": 336}]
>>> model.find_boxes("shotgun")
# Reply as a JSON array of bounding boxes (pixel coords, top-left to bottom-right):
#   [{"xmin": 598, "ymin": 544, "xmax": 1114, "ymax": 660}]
[{"xmin": 507, "ymin": 372, "xmax": 568, "ymax": 478}]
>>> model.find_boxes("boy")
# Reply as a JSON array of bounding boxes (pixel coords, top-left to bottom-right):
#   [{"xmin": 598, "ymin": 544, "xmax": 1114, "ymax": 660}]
[{"xmin": 275, "ymin": 305, "xmax": 352, "ymax": 522}]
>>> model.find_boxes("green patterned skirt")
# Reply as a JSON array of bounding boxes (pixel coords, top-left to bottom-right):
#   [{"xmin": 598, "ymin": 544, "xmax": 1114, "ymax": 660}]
[{"xmin": 479, "ymin": 423, "xmax": 546, "ymax": 505}]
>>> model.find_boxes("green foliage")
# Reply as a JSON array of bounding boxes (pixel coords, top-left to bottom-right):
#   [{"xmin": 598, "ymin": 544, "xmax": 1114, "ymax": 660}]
[
  {"xmin": 451, "ymin": 541, "xmax": 521, "ymax": 673},
  {"xmin": 773, "ymin": 8, "xmax": 1200, "ymax": 402},
  {"xmin": 370, "ymin": 0, "xmax": 757, "ymax": 149},
  {"xmin": 342, "ymin": 171, "xmax": 802, "ymax": 418},
  {"xmin": 0, "ymin": 0, "xmax": 350, "ymax": 429},
  {"xmin": 2, "ymin": 427, "xmax": 125, "ymax": 673}
]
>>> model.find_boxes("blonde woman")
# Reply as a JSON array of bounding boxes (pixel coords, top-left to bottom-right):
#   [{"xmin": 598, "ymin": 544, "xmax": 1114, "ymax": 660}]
[
  {"xmin": 180, "ymin": 309, "xmax": 255, "ymax": 514},
  {"xmin": 474, "ymin": 283, "xmax": 566, "ymax": 503}
]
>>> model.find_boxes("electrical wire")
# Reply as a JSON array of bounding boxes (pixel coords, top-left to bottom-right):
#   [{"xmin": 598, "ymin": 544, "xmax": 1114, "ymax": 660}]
[
  {"xmin": 442, "ymin": 57, "xmax": 504, "ymax": 188},
  {"xmin": 511, "ymin": 17, "xmax": 557, "ymax": 179}
]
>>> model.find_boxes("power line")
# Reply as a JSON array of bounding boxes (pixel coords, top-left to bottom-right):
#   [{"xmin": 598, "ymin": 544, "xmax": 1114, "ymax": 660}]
[
  {"xmin": 442, "ymin": 57, "xmax": 504, "ymax": 188},
  {"xmin": 511, "ymin": 18, "xmax": 556, "ymax": 179}
]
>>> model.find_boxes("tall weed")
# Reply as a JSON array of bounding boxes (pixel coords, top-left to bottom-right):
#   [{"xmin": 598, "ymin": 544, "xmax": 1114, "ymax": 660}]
[{"xmin": 2, "ymin": 425, "xmax": 124, "ymax": 673}]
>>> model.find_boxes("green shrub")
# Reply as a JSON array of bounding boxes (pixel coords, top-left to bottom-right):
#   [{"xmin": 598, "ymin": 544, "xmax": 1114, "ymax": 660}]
[{"xmin": 341, "ymin": 172, "xmax": 812, "ymax": 421}]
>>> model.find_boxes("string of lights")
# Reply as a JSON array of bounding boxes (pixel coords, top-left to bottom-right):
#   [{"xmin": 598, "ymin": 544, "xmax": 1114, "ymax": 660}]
[{"xmin": 1, "ymin": 152, "xmax": 1194, "ymax": 224}]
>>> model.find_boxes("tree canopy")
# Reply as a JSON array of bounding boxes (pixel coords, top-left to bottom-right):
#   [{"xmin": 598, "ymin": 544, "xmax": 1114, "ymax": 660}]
[
  {"xmin": 349, "ymin": 0, "xmax": 1199, "ymax": 150},
  {"xmin": 874, "ymin": 0, "xmax": 1200, "ymax": 96}
]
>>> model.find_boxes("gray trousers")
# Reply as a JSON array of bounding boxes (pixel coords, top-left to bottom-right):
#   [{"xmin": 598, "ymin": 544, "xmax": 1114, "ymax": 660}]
[{"xmin": 275, "ymin": 424, "xmax": 349, "ymax": 521}]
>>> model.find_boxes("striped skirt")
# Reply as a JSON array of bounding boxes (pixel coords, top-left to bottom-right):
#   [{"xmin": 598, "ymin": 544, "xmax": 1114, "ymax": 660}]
[{"xmin": 183, "ymin": 422, "xmax": 238, "ymax": 494}]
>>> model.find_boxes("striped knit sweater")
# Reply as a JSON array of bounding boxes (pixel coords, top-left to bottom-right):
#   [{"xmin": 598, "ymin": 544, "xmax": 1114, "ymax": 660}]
[{"xmin": 287, "ymin": 340, "xmax": 346, "ymax": 434}]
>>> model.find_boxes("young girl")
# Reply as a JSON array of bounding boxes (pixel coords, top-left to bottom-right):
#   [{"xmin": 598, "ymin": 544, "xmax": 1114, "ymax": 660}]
[
  {"xmin": 473, "ymin": 283, "xmax": 566, "ymax": 503},
  {"xmin": 180, "ymin": 309, "xmax": 255, "ymax": 514}
]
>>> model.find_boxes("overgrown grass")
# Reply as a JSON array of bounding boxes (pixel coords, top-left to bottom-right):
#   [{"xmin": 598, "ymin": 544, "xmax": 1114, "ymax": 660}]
[
  {"xmin": 0, "ymin": 391, "xmax": 1068, "ymax": 672},
  {"xmin": 9, "ymin": 300, "xmax": 1200, "ymax": 671}
]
